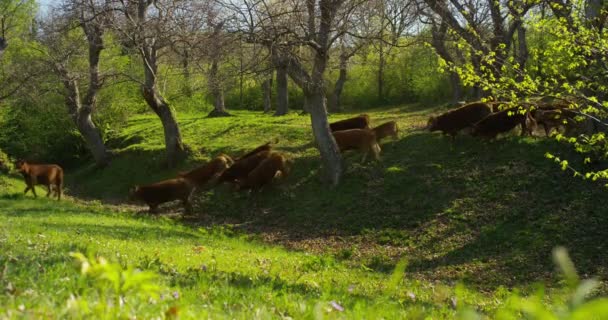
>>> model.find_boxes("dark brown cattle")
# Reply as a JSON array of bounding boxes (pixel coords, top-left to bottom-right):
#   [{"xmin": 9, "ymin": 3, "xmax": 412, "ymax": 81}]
[
  {"xmin": 427, "ymin": 102, "xmax": 492, "ymax": 141},
  {"xmin": 332, "ymin": 129, "xmax": 381, "ymax": 162},
  {"xmin": 177, "ymin": 154, "xmax": 233, "ymax": 187},
  {"xmin": 531, "ymin": 106, "xmax": 578, "ymax": 136},
  {"xmin": 472, "ymin": 109, "xmax": 537, "ymax": 139},
  {"xmin": 16, "ymin": 160, "xmax": 63, "ymax": 200},
  {"xmin": 372, "ymin": 121, "xmax": 399, "ymax": 142},
  {"xmin": 216, "ymin": 150, "xmax": 273, "ymax": 185},
  {"xmin": 237, "ymin": 152, "xmax": 292, "ymax": 191},
  {"xmin": 329, "ymin": 114, "xmax": 371, "ymax": 132},
  {"xmin": 129, "ymin": 178, "xmax": 195, "ymax": 213},
  {"xmin": 234, "ymin": 139, "xmax": 278, "ymax": 161}
]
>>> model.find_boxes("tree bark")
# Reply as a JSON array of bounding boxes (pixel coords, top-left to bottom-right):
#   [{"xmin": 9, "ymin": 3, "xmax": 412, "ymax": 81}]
[
  {"xmin": 262, "ymin": 76, "xmax": 272, "ymax": 113},
  {"xmin": 181, "ymin": 49, "xmax": 192, "ymax": 97},
  {"xmin": 377, "ymin": 39, "xmax": 385, "ymax": 102},
  {"xmin": 142, "ymin": 50, "xmax": 186, "ymax": 168},
  {"xmin": 275, "ymin": 64, "xmax": 289, "ymax": 116},
  {"xmin": 61, "ymin": 76, "xmax": 111, "ymax": 167},
  {"xmin": 207, "ymin": 22, "xmax": 230, "ymax": 118},
  {"xmin": 134, "ymin": 0, "xmax": 186, "ymax": 168},
  {"xmin": 330, "ymin": 54, "xmax": 348, "ymax": 112},
  {"xmin": 269, "ymin": 0, "xmax": 344, "ymax": 185},
  {"xmin": 431, "ymin": 19, "xmax": 463, "ymax": 103},
  {"xmin": 585, "ymin": 0, "xmax": 606, "ymax": 29},
  {"xmin": 515, "ymin": 22, "xmax": 528, "ymax": 79},
  {"xmin": 306, "ymin": 88, "xmax": 342, "ymax": 185},
  {"xmin": 55, "ymin": 18, "xmax": 111, "ymax": 167},
  {"xmin": 142, "ymin": 86, "xmax": 186, "ymax": 167},
  {"xmin": 207, "ymin": 58, "xmax": 230, "ymax": 117}
]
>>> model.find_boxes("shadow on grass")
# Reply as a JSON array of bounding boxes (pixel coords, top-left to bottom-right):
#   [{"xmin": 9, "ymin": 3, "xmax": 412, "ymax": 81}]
[{"xmin": 186, "ymin": 132, "xmax": 608, "ymax": 289}]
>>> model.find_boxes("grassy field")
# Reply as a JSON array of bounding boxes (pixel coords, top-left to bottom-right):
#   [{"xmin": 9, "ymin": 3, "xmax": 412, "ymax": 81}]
[{"xmin": 2, "ymin": 104, "xmax": 608, "ymax": 318}]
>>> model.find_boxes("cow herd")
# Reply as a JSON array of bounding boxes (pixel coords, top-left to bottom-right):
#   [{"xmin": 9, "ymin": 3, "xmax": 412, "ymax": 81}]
[
  {"xmin": 427, "ymin": 100, "xmax": 589, "ymax": 141},
  {"xmin": 128, "ymin": 115, "xmax": 397, "ymax": 213},
  {"xmin": 6, "ymin": 100, "xmax": 589, "ymax": 213}
]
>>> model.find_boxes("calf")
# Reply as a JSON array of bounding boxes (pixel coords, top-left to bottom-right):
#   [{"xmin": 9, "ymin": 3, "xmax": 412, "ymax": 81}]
[
  {"xmin": 16, "ymin": 160, "xmax": 63, "ymax": 200},
  {"xmin": 216, "ymin": 150, "xmax": 273, "ymax": 185},
  {"xmin": 177, "ymin": 154, "xmax": 233, "ymax": 187},
  {"xmin": 237, "ymin": 152, "xmax": 292, "ymax": 191},
  {"xmin": 332, "ymin": 129, "xmax": 381, "ymax": 162},
  {"xmin": 427, "ymin": 102, "xmax": 492, "ymax": 141},
  {"xmin": 129, "ymin": 178, "xmax": 195, "ymax": 213},
  {"xmin": 330, "ymin": 114, "xmax": 371, "ymax": 132},
  {"xmin": 472, "ymin": 109, "xmax": 537, "ymax": 139},
  {"xmin": 372, "ymin": 121, "xmax": 399, "ymax": 143}
]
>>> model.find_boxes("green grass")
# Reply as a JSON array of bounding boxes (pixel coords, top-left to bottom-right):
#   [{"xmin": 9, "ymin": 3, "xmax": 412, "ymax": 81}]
[
  {"xmin": 70, "ymin": 106, "xmax": 608, "ymax": 291},
  {"xmin": 0, "ymin": 175, "xmax": 512, "ymax": 319},
  {"xmin": 2, "ymin": 104, "xmax": 608, "ymax": 318}
]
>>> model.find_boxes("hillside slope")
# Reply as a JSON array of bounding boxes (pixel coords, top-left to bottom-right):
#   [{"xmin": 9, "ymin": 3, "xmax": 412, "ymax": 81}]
[
  {"xmin": 60, "ymin": 105, "xmax": 608, "ymax": 292},
  {"xmin": 0, "ymin": 175, "xmax": 540, "ymax": 319}
]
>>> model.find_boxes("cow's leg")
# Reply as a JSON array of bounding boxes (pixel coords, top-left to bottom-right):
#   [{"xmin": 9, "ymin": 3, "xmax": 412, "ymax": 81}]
[
  {"xmin": 361, "ymin": 148, "xmax": 369, "ymax": 163},
  {"xmin": 56, "ymin": 182, "xmax": 62, "ymax": 201},
  {"xmin": 149, "ymin": 204, "xmax": 158, "ymax": 214},
  {"xmin": 46, "ymin": 185, "xmax": 52, "ymax": 197},
  {"xmin": 30, "ymin": 178, "xmax": 38, "ymax": 198},
  {"xmin": 182, "ymin": 198, "xmax": 192, "ymax": 214},
  {"xmin": 374, "ymin": 144, "xmax": 381, "ymax": 161}
]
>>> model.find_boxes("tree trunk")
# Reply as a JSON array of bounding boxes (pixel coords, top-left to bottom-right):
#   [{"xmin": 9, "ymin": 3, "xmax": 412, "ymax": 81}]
[
  {"xmin": 262, "ymin": 77, "xmax": 272, "ymax": 113},
  {"xmin": 515, "ymin": 22, "xmax": 528, "ymax": 80},
  {"xmin": 431, "ymin": 20, "xmax": 463, "ymax": 103},
  {"xmin": 207, "ymin": 59, "xmax": 230, "ymax": 117},
  {"xmin": 62, "ymin": 77, "xmax": 111, "ymax": 167},
  {"xmin": 275, "ymin": 64, "xmax": 289, "ymax": 116},
  {"xmin": 142, "ymin": 87, "xmax": 186, "ymax": 168},
  {"xmin": 77, "ymin": 106, "xmax": 111, "ymax": 166},
  {"xmin": 330, "ymin": 54, "xmax": 348, "ymax": 113},
  {"xmin": 586, "ymin": 0, "xmax": 606, "ymax": 29},
  {"xmin": 181, "ymin": 50, "xmax": 192, "ymax": 97},
  {"xmin": 306, "ymin": 89, "xmax": 343, "ymax": 186},
  {"xmin": 377, "ymin": 41, "xmax": 385, "ymax": 102}
]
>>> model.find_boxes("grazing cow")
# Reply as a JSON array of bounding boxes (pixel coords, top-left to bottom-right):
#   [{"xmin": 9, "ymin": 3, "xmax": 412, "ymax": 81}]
[
  {"xmin": 329, "ymin": 114, "xmax": 371, "ymax": 132},
  {"xmin": 372, "ymin": 121, "xmax": 399, "ymax": 143},
  {"xmin": 16, "ymin": 160, "xmax": 63, "ymax": 200},
  {"xmin": 177, "ymin": 154, "xmax": 233, "ymax": 187},
  {"xmin": 332, "ymin": 128, "xmax": 381, "ymax": 162},
  {"xmin": 532, "ymin": 106, "xmax": 578, "ymax": 137},
  {"xmin": 234, "ymin": 139, "xmax": 278, "ymax": 161},
  {"xmin": 427, "ymin": 102, "xmax": 492, "ymax": 141},
  {"xmin": 472, "ymin": 109, "xmax": 537, "ymax": 139},
  {"xmin": 237, "ymin": 152, "xmax": 292, "ymax": 191},
  {"xmin": 532, "ymin": 108, "xmax": 574, "ymax": 137},
  {"xmin": 129, "ymin": 178, "xmax": 196, "ymax": 213},
  {"xmin": 216, "ymin": 150, "xmax": 273, "ymax": 185}
]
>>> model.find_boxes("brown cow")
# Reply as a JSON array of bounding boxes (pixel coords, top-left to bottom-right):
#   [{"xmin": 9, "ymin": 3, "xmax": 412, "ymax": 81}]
[
  {"xmin": 234, "ymin": 138, "xmax": 278, "ymax": 161},
  {"xmin": 129, "ymin": 178, "xmax": 196, "ymax": 213},
  {"xmin": 330, "ymin": 114, "xmax": 371, "ymax": 132},
  {"xmin": 177, "ymin": 154, "xmax": 233, "ymax": 187},
  {"xmin": 372, "ymin": 121, "xmax": 399, "ymax": 143},
  {"xmin": 16, "ymin": 160, "xmax": 63, "ymax": 200},
  {"xmin": 237, "ymin": 152, "xmax": 292, "ymax": 191},
  {"xmin": 427, "ymin": 102, "xmax": 492, "ymax": 141},
  {"xmin": 216, "ymin": 150, "xmax": 273, "ymax": 185},
  {"xmin": 472, "ymin": 109, "xmax": 537, "ymax": 139},
  {"xmin": 532, "ymin": 106, "xmax": 578, "ymax": 136},
  {"xmin": 332, "ymin": 129, "xmax": 381, "ymax": 162}
]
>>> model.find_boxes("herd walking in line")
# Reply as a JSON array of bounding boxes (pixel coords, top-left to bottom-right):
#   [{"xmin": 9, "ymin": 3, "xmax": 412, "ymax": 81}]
[{"xmin": 9, "ymin": 99, "xmax": 592, "ymax": 213}]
